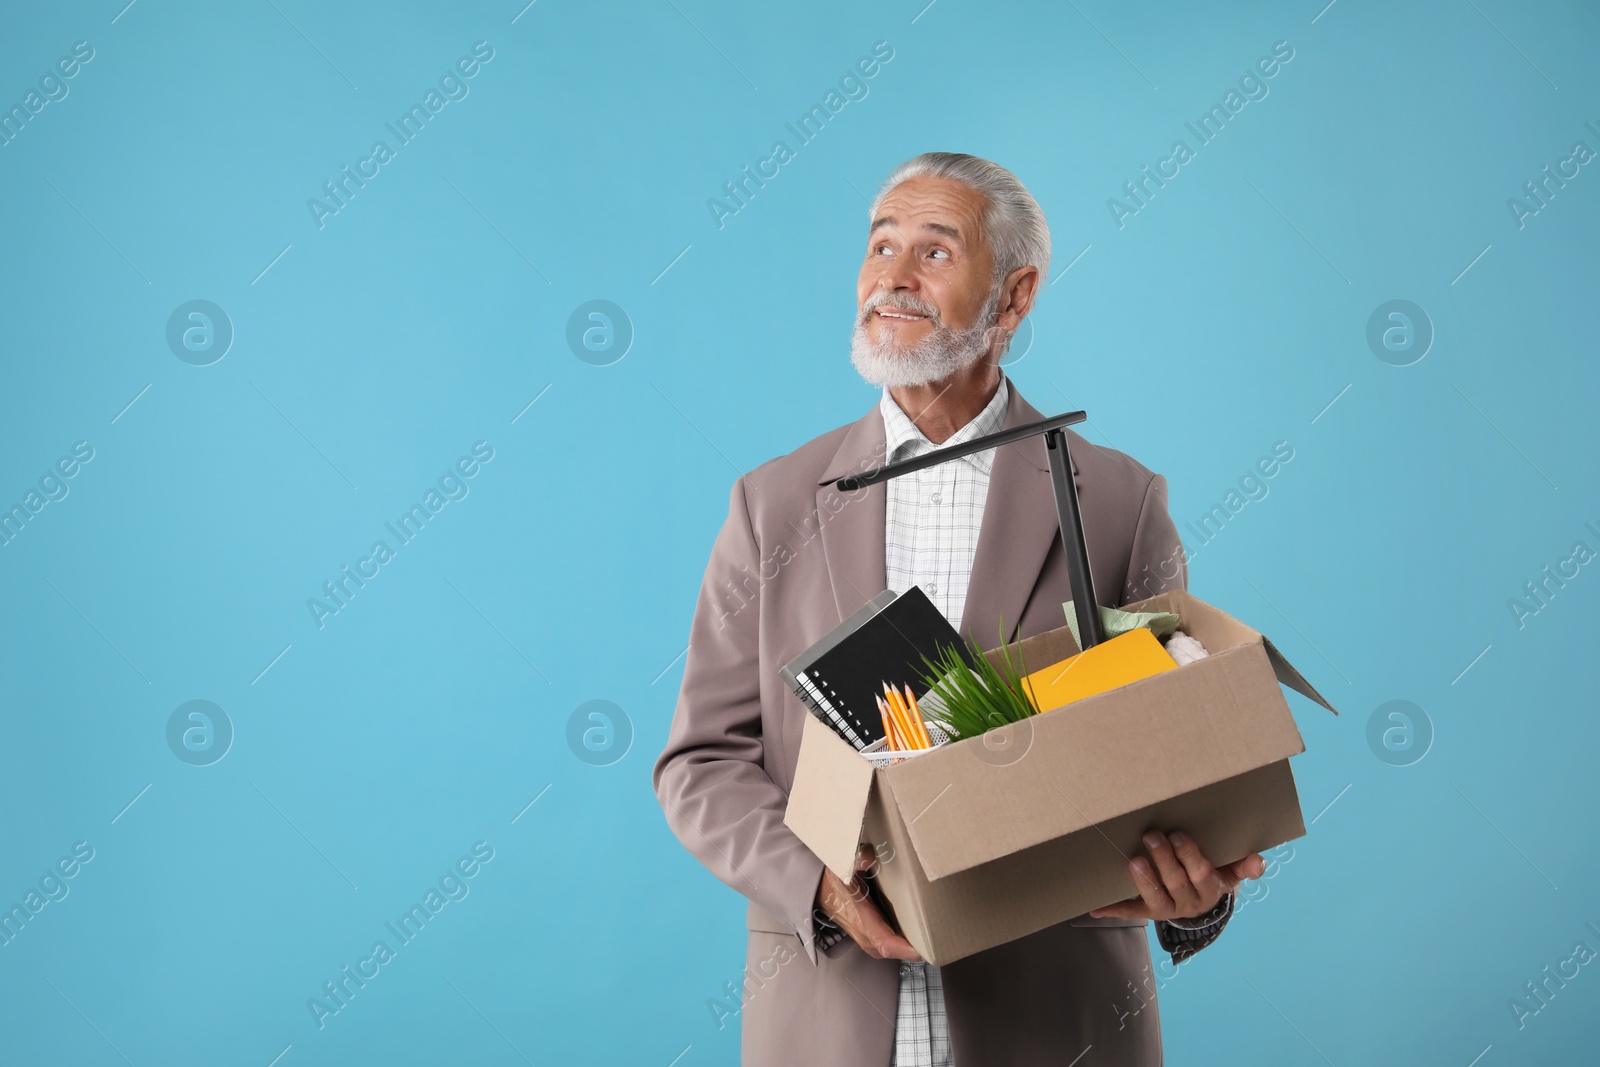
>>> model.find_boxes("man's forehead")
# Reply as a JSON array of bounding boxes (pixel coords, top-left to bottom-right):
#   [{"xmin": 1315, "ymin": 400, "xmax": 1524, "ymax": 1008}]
[
  {"xmin": 870, "ymin": 177, "xmax": 983, "ymax": 241},
  {"xmin": 870, "ymin": 215, "xmax": 962, "ymax": 240}
]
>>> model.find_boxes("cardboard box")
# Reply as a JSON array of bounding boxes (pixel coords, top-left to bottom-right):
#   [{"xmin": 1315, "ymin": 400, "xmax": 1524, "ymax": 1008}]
[{"xmin": 782, "ymin": 588, "xmax": 1337, "ymax": 966}]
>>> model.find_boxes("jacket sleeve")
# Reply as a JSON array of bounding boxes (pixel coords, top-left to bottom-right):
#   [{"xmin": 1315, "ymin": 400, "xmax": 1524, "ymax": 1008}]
[
  {"xmin": 1120, "ymin": 471, "xmax": 1238, "ymax": 964},
  {"xmin": 652, "ymin": 476, "xmax": 829, "ymax": 961}
]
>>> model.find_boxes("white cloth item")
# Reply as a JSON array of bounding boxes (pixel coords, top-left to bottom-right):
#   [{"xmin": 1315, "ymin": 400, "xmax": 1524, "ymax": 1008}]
[
  {"xmin": 1165, "ymin": 630, "xmax": 1209, "ymax": 666},
  {"xmin": 879, "ymin": 375, "xmax": 1011, "ymax": 1067}
]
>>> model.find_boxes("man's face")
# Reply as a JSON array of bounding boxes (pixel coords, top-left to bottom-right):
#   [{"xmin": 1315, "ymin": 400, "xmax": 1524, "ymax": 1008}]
[{"xmin": 851, "ymin": 175, "xmax": 1002, "ymax": 387}]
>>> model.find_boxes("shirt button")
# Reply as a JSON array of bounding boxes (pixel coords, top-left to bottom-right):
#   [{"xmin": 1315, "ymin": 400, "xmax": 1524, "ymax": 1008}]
[
  {"xmin": 926, "ymin": 582, "xmax": 938, "ymax": 596},
  {"xmin": 931, "ymin": 491, "xmax": 942, "ymax": 505}
]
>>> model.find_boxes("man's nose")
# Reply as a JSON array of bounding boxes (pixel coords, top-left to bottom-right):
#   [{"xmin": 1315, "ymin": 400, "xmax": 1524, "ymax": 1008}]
[{"xmin": 878, "ymin": 254, "xmax": 920, "ymax": 292}]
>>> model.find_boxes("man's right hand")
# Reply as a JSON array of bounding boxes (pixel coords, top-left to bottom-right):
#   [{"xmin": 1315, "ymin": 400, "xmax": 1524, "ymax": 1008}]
[{"xmin": 815, "ymin": 844, "xmax": 922, "ymax": 962}]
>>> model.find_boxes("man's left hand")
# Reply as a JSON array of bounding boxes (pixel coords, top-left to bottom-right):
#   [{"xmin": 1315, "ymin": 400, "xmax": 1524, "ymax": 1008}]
[{"xmin": 1087, "ymin": 830, "xmax": 1267, "ymax": 921}]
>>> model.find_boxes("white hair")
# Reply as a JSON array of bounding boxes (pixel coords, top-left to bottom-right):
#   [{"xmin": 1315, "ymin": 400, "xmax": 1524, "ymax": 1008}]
[{"xmin": 869, "ymin": 152, "xmax": 1052, "ymax": 283}]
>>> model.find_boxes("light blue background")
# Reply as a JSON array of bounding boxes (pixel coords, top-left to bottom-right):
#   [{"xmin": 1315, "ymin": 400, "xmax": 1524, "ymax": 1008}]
[{"xmin": 1, "ymin": 1, "xmax": 1596, "ymax": 1064}]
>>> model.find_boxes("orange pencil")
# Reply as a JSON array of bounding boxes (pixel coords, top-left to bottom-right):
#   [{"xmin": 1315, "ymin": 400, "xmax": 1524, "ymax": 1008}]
[
  {"xmin": 889, "ymin": 685, "xmax": 919, "ymax": 749},
  {"xmin": 886, "ymin": 694, "xmax": 910, "ymax": 751},
  {"xmin": 887, "ymin": 687, "xmax": 914, "ymax": 749},
  {"xmin": 876, "ymin": 694, "xmax": 902, "ymax": 750},
  {"xmin": 880, "ymin": 685, "xmax": 909, "ymax": 749},
  {"xmin": 901, "ymin": 684, "xmax": 931, "ymax": 748},
  {"xmin": 884, "ymin": 683, "xmax": 921, "ymax": 750},
  {"xmin": 889, "ymin": 684, "xmax": 928, "ymax": 751}
]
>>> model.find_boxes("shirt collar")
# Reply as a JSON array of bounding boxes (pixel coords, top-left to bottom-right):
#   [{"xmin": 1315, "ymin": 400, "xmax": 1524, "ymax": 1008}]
[{"xmin": 879, "ymin": 374, "xmax": 1011, "ymax": 476}]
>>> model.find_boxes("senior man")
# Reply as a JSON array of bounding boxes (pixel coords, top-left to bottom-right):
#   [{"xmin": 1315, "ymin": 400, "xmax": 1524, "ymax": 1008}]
[{"xmin": 653, "ymin": 152, "xmax": 1266, "ymax": 1065}]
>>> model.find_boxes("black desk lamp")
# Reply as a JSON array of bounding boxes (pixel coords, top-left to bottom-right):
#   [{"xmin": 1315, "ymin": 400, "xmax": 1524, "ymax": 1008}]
[{"xmin": 819, "ymin": 410, "xmax": 1107, "ymax": 650}]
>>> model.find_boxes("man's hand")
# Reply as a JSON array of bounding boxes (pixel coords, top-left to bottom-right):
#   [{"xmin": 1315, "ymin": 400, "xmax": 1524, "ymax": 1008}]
[
  {"xmin": 1088, "ymin": 830, "xmax": 1267, "ymax": 921},
  {"xmin": 816, "ymin": 844, "xmax": 922, "ymax": 961}
]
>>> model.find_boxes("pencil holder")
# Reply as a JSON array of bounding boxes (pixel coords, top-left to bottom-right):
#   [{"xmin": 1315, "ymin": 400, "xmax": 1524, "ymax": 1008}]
[{"xmin": 859, "ymin": 720, "xmax": 953, "ymax": 767}]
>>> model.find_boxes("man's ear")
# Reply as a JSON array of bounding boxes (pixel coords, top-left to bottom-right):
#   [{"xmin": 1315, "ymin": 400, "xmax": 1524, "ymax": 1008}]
[{"xmin": 995, "ymin": 265, "xmax": 1042, "ymax": 331}]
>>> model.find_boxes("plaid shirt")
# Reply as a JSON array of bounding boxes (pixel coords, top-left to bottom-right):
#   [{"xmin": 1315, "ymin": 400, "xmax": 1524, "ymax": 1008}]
[{"xmin": 813, "ymin": 374, "xmax": 1231, "ymax": 1064}]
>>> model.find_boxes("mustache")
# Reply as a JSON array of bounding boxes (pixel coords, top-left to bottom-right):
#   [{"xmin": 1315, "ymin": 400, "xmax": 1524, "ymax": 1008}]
[{"xmin": 860, "ymin": 291, "xmax": 941, "ymax": 324}]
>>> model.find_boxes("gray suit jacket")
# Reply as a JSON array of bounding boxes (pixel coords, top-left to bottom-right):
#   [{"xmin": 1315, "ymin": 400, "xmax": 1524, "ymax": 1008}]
[{"xmin": 653, "ymin": 380, "xmax": 1214, "ymax": 1065}]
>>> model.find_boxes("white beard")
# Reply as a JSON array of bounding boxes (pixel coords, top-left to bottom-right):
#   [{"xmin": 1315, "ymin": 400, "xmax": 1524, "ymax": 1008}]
[{"xmin": 850, "ymin": 289, "xmax": 1004, "ymax": 388}]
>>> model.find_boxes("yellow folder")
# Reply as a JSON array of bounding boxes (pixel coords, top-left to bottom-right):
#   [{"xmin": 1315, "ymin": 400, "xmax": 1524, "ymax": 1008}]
[{"xmin": 1020, "ymin": 627, "xmax": 1177, "ymax": 714}]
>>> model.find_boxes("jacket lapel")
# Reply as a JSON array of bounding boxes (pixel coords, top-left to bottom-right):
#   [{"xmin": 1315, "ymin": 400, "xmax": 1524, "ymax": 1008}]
[
  {"xmin": 958, "ymin": 384, "xmax": 1081, "ymax": 648},
  {"xmin": 817, "ymin": 407, "xmax": 889, "ymax": 624}
]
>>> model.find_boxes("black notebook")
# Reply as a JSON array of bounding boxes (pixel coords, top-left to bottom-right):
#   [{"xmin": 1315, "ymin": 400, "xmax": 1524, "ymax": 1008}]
[{"xmin": 779, "ymin": 586, "xmax": 977, "ymax": 750}]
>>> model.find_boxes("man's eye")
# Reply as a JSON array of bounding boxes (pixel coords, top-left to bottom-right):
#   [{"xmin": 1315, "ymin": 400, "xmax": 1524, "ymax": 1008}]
[
  {"xmin": 929, "ymin": 249, "xmax": 949, "ymax": 260},
  {"xmin": 874, "ymin": 244, "xmax": 894, "ymax": 256}
]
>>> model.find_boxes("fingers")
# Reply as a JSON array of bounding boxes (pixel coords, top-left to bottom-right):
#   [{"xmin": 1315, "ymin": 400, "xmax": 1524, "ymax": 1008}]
[
  {"xmin": 822, "ymin": 850, "xmax": 923, "ymax": 962},
  {"xmin": 1164, "ymin": 831, "xmax": 1228, "ymax": 904},
  {"xmin": 1222, "ymin": 852, "xmax": 1267, "ymax": 885},
  {"xmin": 864, "ymin": 929, "xmax": 923, "ymax": 961},
  {"xmin": 1133, "ymin": 831, "xmax": 1183, "ymax": 914},
  {"xmin": 1090, "ymin": 835, "xmax": 1270, "ymax": 922},
  {"xmin": 840, "ymin": 886, "xmax": 922, "ymax": 961}
]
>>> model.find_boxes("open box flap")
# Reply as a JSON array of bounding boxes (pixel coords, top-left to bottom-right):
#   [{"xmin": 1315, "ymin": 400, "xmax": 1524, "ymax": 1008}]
[
  {"xmin": 1261, "ymin": 636, "xmax": 1339, "ymax": 714},
  {"xmin": 783, "ymin": 713, "xmax": 875, "ymax": 882},
  {"xmin": 1124, "ymin": 589, "xmax": 1338, "ymax": 716},
  {"xmin": 885, "ymin": 645, "xmax": 1307, "ymax": 881}
]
